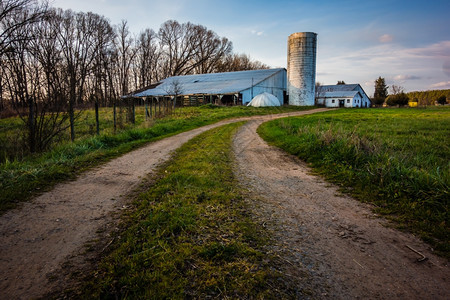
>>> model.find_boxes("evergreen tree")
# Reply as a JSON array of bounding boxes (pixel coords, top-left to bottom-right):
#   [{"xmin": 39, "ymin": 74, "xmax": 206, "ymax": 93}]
[{"xmin": 373, "ymin": 77, "xmax": 388, "ymax": 105}]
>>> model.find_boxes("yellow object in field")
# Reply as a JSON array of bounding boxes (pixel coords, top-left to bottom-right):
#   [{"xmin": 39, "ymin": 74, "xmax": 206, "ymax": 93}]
[{"xmin": 408, "ymin": 101, "xmax": 418, "ymax": 107}]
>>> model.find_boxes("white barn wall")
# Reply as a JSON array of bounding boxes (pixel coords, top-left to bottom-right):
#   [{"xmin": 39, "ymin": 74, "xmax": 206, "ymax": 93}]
[
  {"xmin": 241, "ymin": 69, "xmax": 286, "ymax": 105},
  {"xmin": 353, "ymin": 85, "xmax": 371, "ymax": 107},
  {"xmin": 321, "ymin": 93, "xmax": 363, "ymax": 108}
]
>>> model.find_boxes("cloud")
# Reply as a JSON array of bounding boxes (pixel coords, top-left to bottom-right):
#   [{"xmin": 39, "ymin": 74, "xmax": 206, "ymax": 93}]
[
  {"xmin": 251, "ymin": 30, "xmax": 264, "ymax": 36},
  {"xmin": 318, "ymin": 40, "xmax": 450, "ymax": 95},
  {"xmin": 430, "ymin": 81, "xmax": 450, "ymax": 88},
  {"xmin": 444, "ymin": 61, "xmax": 450, "ymax": 77},
  {"xmin": 405, "ymin": 41, "xmax": 450, "ymax": 58},
  {"xmin": 394, "ymin": 75, "xmax": 421, "ymax": 81},
  {"xmin": 379, "ymin": 34, "xmax": 393, "ymax": 43},
  {"xmin": 316, "ymin": 72, "xmax": 332, "ymax": 76}
]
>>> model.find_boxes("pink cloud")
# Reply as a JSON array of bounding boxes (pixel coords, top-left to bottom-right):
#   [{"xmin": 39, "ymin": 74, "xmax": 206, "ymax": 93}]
[
  {"xmin": 379, "ymin": 34, "xmax": 393, "ymax": 43},
  {"xmin": 406, "ymin": 41, "xmax": 450, "ymax": 58},
  {"xmin": 430, "ymin": 81, "xmax": 450, "ymax": 88},
  {"xmin": 394, "ymin": 75, "xmax": 421, "ymax": 81}
]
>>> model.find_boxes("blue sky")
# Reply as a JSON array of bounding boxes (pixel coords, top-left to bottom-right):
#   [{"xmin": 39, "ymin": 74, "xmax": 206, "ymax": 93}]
[{"xmin": 51, "ymin": 0, "xmax": 450, "ymax": 95}]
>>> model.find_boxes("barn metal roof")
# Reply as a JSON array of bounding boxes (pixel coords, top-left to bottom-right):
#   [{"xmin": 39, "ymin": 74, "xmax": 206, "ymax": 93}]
[
  {"xmin": 319, "ymin": 91, "xmax": 360, "ymax": 98},
  {"xmin": 131, "ymin": 68, "xmax": 285, "ymax": 97},
  {"xmin": 317, "ymin": 84, "xmax": 359, "ymax": 93},
  {"xmin": 317, "ymin": 84, "xmax": 371, "ymax": 102}
]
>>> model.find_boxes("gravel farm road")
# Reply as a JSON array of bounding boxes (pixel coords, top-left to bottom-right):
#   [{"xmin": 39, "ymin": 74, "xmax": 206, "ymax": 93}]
[
  {"xmin": 233, "ymin": 119, "xmax": 449, "ymax": 299},
  {"xmin": 0, "ymin": 108, "xmax": 328, "ymax": 299}
]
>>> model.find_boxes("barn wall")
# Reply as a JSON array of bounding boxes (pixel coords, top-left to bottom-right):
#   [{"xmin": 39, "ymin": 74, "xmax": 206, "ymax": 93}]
[
  {"xmin": 321, "ymin": 96, "xmax": 355, "ymax": 107},
  {"xmin": 354, "ymin": 85, "xmax": 371, "ymax": 107},
  {"xmin": 325, "ymin": 98, "xmax": 340, "ymax": 107},
  {"xmin": 352, "ymin": 93, "xmax": 362, "ymax": 107},
  {"xmin": 241, "ymin": 70, "xmax": 287, "ymax": 105}
]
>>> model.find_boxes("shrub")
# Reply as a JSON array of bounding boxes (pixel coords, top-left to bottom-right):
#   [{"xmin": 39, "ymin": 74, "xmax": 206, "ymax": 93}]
[
  {"xmin": 437, "ymin": 95, "xmax": 447, "ymax": 105},
  {"xmin": 372, "ymin": 96, "xmax": 386, "ymax": 106},
  {"xmin": 386, "ymin": 93, "xmax": 409, "ymax": 106}
]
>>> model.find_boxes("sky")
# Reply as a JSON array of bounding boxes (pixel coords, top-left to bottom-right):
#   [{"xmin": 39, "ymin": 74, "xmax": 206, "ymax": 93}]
[{"xmin": 50, "ymin": 0, "xmax": 450, "ymax": 96}]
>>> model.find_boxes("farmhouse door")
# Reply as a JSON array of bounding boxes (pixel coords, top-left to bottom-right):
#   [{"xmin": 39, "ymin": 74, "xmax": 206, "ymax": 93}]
[{"xmin": 339, "ymin": 99, "xmax": 345, "ymax": 107}]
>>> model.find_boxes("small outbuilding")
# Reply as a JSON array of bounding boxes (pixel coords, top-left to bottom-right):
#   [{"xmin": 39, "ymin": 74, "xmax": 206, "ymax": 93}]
[
  {"xmin": 316, "ymin": 84, "xmax": 371, "ymax": 108},
  {"xmin": 247, "ymin": 92, "xmax": 281, "ymax": 107}
]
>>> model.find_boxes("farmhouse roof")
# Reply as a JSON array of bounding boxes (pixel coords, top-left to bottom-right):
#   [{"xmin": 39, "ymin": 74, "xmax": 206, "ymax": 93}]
[
  {"xmin": 317, "ymin": 84, "xmax": 359, "ymax": 92},
  {"xmin": 128, "ymin": 68, "xmax": 285, "ymax": 97},
  {"xmin": 317, "ymin": 84, "xmax": 371, "ymax": 101},
  {"xmin": 320, "ymin": 91, "xmax": 360, "ymax": 98}
]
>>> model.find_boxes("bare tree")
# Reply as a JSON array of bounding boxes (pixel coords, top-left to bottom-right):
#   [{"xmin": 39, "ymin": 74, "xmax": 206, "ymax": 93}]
[
  {"xmin": 158, "ymin": 20, "xmax": 202, "ymax": 77},
  {"xmin": 390, "ymin": 84, "xmax": 404, "ymax": 95},
  {"xmin": 192, "ymin": 25, "xmax": 232, "ymax": 74},
  {"xmin": 164, "ymin": 78, "xmax": 183, "ymax": 111},
  {"xmin": 1, "ymin": 1, "xmax": 275, "ymax": 158},
  {"xmin": 315, "ymin": 82, "xmax": 325, "ymax": 105},
  {"xmin": 2, "ymin": 6, "xmax": 70, "ymax": 153},
  {"xmin": 115, "ymin": 20, "xmax": 137, "ymax": 95},
  {"xmin": 0, "ymin": 0, "xmax": 47, "ymax": 111},
  {"xmin": 215, "ymin": 53, "xmax": 269, "ymax": 72},
  {"xmin": 135, "ymin": 28, "xmax": 160, "ymax": 88},
  {"xmin": 0, "ymin": 0, "xmax": 47, "ymax": 57},
  {"xmin": 114, "ymin": 20, "xmax": 138, "ymax": 123}
]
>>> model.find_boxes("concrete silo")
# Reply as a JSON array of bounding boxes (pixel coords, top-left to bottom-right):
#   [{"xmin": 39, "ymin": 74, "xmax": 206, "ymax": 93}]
[{"xmin": 287, "ymin": 32, "xmax": 317, "ymax": 106}]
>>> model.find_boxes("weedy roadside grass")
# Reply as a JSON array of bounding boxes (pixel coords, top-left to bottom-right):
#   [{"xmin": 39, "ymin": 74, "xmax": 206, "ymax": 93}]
[
  {"xmin": 0, "ymin": 105, "xmax": 311, "ymax": 213},
  {"xmin": 77, "ymin": 122, "xmax": 297, "ymax": 299},
  {"xmin": 258, "ymin": 108, "xmax": 449, "ymax": 257}
]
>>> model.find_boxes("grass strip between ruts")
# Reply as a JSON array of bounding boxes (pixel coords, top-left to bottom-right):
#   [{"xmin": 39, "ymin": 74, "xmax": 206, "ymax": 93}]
[{"xmin": 78, "ymin": 121, "xmax": 298, "ymax": 299}]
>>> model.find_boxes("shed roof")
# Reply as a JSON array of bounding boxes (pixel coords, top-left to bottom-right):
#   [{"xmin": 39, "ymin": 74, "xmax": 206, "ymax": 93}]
[{"xmin": 130, "ymin": 68, "xmax": 285, "ymax": 97}]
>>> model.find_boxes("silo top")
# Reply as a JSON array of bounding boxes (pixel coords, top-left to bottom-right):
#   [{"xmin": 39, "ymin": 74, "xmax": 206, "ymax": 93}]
[{"xmin": 289, "ymin": 32, "xmax": 317, "ymax": 39}]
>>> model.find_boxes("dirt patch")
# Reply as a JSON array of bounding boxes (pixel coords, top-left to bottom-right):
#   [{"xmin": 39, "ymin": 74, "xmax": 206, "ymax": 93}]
[
  {"xmin": 0, "ymin": 109, "xmax": 326, "ymax": 300},
  {"xmin": 233, "ymin": 119, "xmax": 449, "ymax": 299}
]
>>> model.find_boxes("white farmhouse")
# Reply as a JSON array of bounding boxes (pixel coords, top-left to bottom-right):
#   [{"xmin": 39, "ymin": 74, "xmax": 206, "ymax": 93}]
[{"xmin": 316, "ymin": 84, "xmax": 371, "ymax": 108}]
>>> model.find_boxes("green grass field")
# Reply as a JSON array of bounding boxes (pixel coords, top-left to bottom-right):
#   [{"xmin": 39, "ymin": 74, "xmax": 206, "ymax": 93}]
[
  {"xmin": 76, "ymin": 122, "xmax": 297, "ymax": 298},
  {"xmin": 0, "ymin": 105, "xmax": 311, "ymax": 213},
  {"xmin": 258, "ymin": 108, "xmax": 449, "ymax": 257},
  {"xmin": 0, "ymin": 105, "xmax": 308, "ymax": 163}
]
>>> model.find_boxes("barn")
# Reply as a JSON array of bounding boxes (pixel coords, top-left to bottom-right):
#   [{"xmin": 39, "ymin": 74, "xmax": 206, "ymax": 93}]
[
  {"xmin": 316, "ymin": 84, "xmax": 371, "ymax": 108},
  {"xmin": 130, "ymin": 68, "xmax": 287, "ymax": 106}
]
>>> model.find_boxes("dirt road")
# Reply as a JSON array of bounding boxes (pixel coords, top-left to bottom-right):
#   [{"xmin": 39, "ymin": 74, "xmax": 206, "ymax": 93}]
[
  {"xmin": 233, "ymin": 119, "xmax": 449, "ymax": 299},
  {"xmin": 0, "ymin": 109, "xmax": 327, "ymax": 299}
]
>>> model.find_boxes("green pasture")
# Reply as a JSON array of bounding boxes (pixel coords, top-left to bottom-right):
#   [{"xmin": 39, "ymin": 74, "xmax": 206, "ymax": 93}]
[
  {"xmin": 258, "ymin": 107, "xmax": 449, "ymax": 257},
  {"xmin": 0, "ymin": 105, "xmax": 311, "ymax": 213}
]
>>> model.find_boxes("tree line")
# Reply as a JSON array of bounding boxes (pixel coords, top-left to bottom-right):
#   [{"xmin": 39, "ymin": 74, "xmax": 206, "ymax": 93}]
[
  {"xmin": 406, "ymin": 89, "xmax": 449, "ymax": 106},
  {"xmin": 373, "ymin": 76, "xmax": 448, "ymax": 106},
  {"xmin": 0, "ymin": 0, "xmax": 268, "ymax": 153}
]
